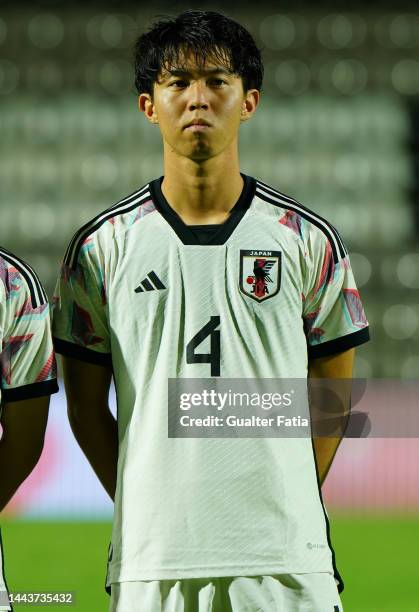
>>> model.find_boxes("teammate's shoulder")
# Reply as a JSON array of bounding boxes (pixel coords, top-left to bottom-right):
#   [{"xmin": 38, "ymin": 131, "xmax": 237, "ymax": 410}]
[
  {"xmin": 253, "ymin": 178, "xmax": 347, "ymax": 263},
  {"xmin": 63, "ymin": 181, "xmax": 157, "ymax": 270},
  {"xmin": 0, "ymin": 246, "xmax": 48, "ymax": 308}
]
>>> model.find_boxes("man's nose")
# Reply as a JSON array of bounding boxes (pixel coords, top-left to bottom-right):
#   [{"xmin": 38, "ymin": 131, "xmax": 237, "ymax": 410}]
[{"xmin": 187, "ymin": 81, "xmax": 209, "ymax": 110}]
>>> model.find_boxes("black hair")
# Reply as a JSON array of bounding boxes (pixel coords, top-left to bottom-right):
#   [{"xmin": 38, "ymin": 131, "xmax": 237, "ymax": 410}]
[{"xmin": 134, "ymin": 10, "xmax": 263, "ymax": 96}]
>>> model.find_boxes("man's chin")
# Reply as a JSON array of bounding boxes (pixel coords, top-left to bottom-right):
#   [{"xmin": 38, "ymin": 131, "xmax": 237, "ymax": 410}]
[{"xmin": 186, "ymin": 147, "xmax": 217, "ymax": 162}]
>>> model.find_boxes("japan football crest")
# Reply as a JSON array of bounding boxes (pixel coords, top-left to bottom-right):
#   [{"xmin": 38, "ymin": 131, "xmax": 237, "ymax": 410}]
[{"xmin": 239, "ymin": 250, "xmax": 282, "ymax": 302}]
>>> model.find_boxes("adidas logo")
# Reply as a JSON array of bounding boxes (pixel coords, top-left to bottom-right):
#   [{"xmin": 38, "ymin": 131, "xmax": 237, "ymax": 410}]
[{"xmin": 135, "ymin": 271, "xmax": 166, "ymax": 293}]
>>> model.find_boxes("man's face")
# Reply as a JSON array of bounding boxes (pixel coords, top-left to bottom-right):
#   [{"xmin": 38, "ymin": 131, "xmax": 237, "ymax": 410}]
[{"xmin": 139, "ymin": 53, "xmax": 259, "ymax": 162}]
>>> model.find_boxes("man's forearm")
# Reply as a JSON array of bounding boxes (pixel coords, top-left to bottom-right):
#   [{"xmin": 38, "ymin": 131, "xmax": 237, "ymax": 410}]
[
  {"xmin": 312, "ymin": 436, "xmax": 343, "ymax": 486},
  {"xmin": 308, "ymin": 349, "xmax": 355, "ymax": 486},
  {"xmin": 0, "ymin": 442, "xmax": 43, "ymax": 511},
  {"xmin": 68, "ymin": 407, "xmax": 118, "ymax": 500},
  {"xmin": 0, "ymin": 397, "xmax": 49, "ymax": 511}
]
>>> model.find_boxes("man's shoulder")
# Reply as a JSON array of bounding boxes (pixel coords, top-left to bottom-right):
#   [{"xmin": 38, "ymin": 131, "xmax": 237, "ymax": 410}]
[
  {"xmin": 0, "ymin": 246, "xmax": 48, "ymax": 309},
  {"xmin": 253, "ymin": 178, "xmax": 347, "ymax": 263},
  {"xmin": 63, "ymin": 181, "xmax": 158, "ymax": 271}
]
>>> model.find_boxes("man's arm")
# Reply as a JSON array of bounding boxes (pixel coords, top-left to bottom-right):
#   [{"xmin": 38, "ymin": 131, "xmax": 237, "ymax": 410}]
[
  {"xmin": 308, "ymin": 347, "xmax": 355, "ymax": 486},
  {"xmin": 61, "ymin": 355, "xmax": 117, "ymax": 500},
  {"xmin": 0, "ymin": 396, "xmax": 49, "ymax": 511}
]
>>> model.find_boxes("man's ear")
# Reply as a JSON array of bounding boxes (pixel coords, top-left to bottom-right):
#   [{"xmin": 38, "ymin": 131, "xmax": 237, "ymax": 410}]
[
  {"xmin": 139, "ymin": 93, "xmax": 159, "ymax": 125},
  {"xmin": 240, "ymin": 89, "xmax": 260, "ymax": 123}
]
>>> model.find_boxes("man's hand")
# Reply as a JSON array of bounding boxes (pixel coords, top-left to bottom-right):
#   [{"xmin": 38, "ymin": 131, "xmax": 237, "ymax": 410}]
[
  {"xmin": 61, "ymin": 356, "xmax": 117, "ymax": 500},
  {"xmin": 0, "ymin": 396, "xmax": 49, "ymax": 511},
  {"xmin": 308, "ymin": 348, "xmax": 355, "ymax": 486}
]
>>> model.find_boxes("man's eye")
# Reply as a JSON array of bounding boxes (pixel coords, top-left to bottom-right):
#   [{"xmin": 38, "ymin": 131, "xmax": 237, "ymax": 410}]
[
  {"xmin": 209, "ymin": 79, "xmax": 226, "ymax": 87},
  {"xmin": 170, "ymin": 80, "xmax": 188, "ymax": 88}
]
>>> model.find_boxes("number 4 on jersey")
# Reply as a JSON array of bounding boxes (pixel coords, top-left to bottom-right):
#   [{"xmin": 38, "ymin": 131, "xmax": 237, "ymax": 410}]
[{"xmin": 186, "ymin": 316, "xmax": 221, "ymax": 376}]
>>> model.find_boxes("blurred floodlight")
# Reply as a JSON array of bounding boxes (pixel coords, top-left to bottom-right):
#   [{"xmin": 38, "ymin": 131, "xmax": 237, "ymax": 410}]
[
  {"xmin": 392, "ymin": 60, "xmax": 419, "ymax": 95},
  {"xmin": 333, "ymin": 153, "xmax": 371, "ymax": 187},
  {"xmin": 0, "ymin": 17, "xmax": 7, "ymax": 44},
  {"xmin": 259, "ymin": 15, "xmax": 296, "ymax": 50},
  {"xmin": 35, "ymin": 157, "xmax": 60, "ymax": 188},
  {"xmin": 397, "ymin": 254, "xmax": 419, "ymax": 289},
  {"xmin": 349, "ymin": 253, "xmax": 372, "ymax": 287},
  {"xmin": 100, "ymin": 15, "xmax": 124, "ymax": 47},
  {"xmin": 81, "ymin": 154, "xmax": 119, "ymax": 190},
  {"xmin": 400, "ymin": 356, "xmax": 419, "ymax": 379},
  {"xmin": 0, "ymin": 59, "xmax": 19, "ymax": 95},
  {"xmin": 382, "ymin": 304, "xmax": 418, "ymax": 340},
  {"xmin": 331, "ymin": 59, "xmax": 368, "ymax": 95},
  {"xmin": 86, "ymin": 13, "xmax": 136, "ymax": 49},
  {"xmin": 389, "ymin": 14, "xmax": 419, "ymax": 49},
  {"xmin": 275, "ymin": 60, "xmax": 311, "ymax": 95},
  {"xmin": 375, "ymin": 13, "xmax": 419, "ymax": 49},
  {"xmin": 94, "ymin": 107, "xmax": 119, "ymax": 141},
  {"xmin": 18, "ymin": 204, "xmax": 56, "ymax": 239},
  {"xmin": 317, "ymin": 14, "xmax": 353, "ymax": 49},
  {"xmin": 28, "ymin": 14, "xmax": 64, "ymax": 49},
  {"xmin": 99, "ymin": 60, "xmax": 132, "ymax": 94}
]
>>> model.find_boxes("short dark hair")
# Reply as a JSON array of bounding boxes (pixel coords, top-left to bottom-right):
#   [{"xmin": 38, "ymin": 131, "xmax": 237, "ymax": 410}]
[{"xmin": 134, "ymin": 10, "xmax": 263, "ymax": 96}]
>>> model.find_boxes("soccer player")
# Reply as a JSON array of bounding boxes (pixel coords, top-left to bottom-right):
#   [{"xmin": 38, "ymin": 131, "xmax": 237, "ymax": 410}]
[
  {"xmin": 0, "ymin": 248, "xmax": 58, "ymax": 611},
  {"xmin": 52, "ymin": 10, "xmax": 369, "ymax": 611}
]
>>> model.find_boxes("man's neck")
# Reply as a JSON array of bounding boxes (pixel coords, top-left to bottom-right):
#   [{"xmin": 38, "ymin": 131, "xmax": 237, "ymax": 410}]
[{"xmin": 161, "ymin": 151, "xmax": 244, "ymax": 226}]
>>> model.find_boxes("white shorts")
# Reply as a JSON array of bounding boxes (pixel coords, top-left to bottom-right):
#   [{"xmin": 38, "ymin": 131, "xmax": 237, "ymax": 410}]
[
  {"xmin": 109, "ymin": 573, "xmax": 343, "ymax": 612},
  {"xmin": 0, "ymin": 589, "xmax": 10, "ymax": 612}
]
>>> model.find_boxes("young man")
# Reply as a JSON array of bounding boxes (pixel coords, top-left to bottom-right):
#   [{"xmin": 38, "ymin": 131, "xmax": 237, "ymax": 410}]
[
  {"xmin": 52, "ymin": 10, "xmax": 369, "ymax": 611},
  {"xmin": 0, "ymin": 248, "xmax": 58, "ymax": 611}
]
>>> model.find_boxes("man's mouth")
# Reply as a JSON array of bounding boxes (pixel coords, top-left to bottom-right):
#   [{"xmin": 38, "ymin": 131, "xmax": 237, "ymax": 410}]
[{"xmin": 184, "ymin": 119, "xmax": 212, "ymax": 131}]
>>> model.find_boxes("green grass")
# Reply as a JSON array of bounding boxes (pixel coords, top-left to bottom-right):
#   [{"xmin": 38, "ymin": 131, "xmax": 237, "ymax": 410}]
[
  {"xmin": 1, "ymin": 515, "xmax": 418, "ymax": 611},
  {"xmin": 331, "ymin": 514, "xmax": 419, "ymax": 612}
]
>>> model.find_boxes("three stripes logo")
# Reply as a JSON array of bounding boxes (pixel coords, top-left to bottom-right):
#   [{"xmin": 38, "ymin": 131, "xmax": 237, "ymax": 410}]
[{"xmin": 135, "ymin": 271, "xmax": 166, "ymax": 293}]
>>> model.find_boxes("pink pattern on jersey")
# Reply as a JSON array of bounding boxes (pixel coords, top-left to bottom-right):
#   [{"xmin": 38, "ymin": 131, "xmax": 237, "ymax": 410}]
[
  {"xmin": 134, "ymin": 199, "xmax": 156, "ymax": 222},
  {"xmin": 71, "ymin": 302, "xmax": 103, "ymax": 346},
  {"xmin": 279, "ymin": 210, "xmax": 303, "ymax": 238},
  {"xmin": 1, "ymin": 334, "xmax": 34, "ymax": 384},
  {"xmin": 303, "ymin": 309, "xmax": 319, "ymax": 335},
  {"xmin": 313, "ymin": 240, "xmax": 335, "ymax": 295},
  {"xmin": 303, "ymin": 310, "xmax": 326, "ymax": 344},
  {"xmin": 35, "ymin": 351, "xmax": 57, "ymax": 382},
  {"xmin": 307, "ymin": 327, "xmax": 325, "ymax": 344},
  {"xmin": 62, "ymin": 262, "xmax": 86, "ymax": 291},
  {"xmin": 15, "ymin": 296, "xmax": 48, "ymax": 317},
  {"xmin": 0, "ymin": 260, "xmax": 21, "ymax": 297},
  {"xmin": 343, "ymin": 289, "xmax": 368, "ymax": 327}
]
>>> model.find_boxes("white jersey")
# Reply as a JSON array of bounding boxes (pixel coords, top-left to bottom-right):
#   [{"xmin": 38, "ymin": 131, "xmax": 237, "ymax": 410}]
[
  {"xmin": 0, "ymin": 248, "xmax": 59, "ymax": 607},
  {"xmin": 52, "ymin": 175, "xmax": 369, "ymax": 588}
]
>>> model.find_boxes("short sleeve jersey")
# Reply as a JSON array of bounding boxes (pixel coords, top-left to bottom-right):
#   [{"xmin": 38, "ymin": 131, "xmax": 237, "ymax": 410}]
[
  {"xmin": 52, "ymin": 175, "xmax": 369, "ymax": 588},
  {"xmin": 0, "ymin": 248, "xmax": 59, "ymax": 603}
]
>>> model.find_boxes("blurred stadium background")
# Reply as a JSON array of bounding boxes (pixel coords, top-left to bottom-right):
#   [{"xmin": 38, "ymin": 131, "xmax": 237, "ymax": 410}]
[{"xmin": 0, "ymin": 1, "xmax": 418, "ymax": 610}]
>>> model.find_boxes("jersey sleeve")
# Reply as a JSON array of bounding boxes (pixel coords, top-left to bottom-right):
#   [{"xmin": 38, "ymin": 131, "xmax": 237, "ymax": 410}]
[
  {"xmin": 52, "ymin": 236, "xmax": 111, "ymax": 366},
  {"xmin": 302, "ymin": 228, "xmax": 370, "ymax": 359},
  {"xmin": 0, "ymin": 258, "xmax": 58, "ymax": 403}
]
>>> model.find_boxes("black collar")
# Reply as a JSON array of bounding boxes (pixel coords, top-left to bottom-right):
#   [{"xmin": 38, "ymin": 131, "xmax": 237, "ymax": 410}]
[{"xmin": 149, "ymin": 173, "xmax": 256, "ymax": 245}]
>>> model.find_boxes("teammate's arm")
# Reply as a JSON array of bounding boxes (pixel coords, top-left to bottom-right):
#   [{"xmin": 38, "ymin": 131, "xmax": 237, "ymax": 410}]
[
  {"xmin": 0, "ymin": 397, "xmax": 49, "ymax": 511},
  {"xmin": 308, "ymin": 347, "xmax": 355, "ymax": 486},
  {"xmin": 61, "ymin": 356, "xmax": 117, "ymax": 501}
]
